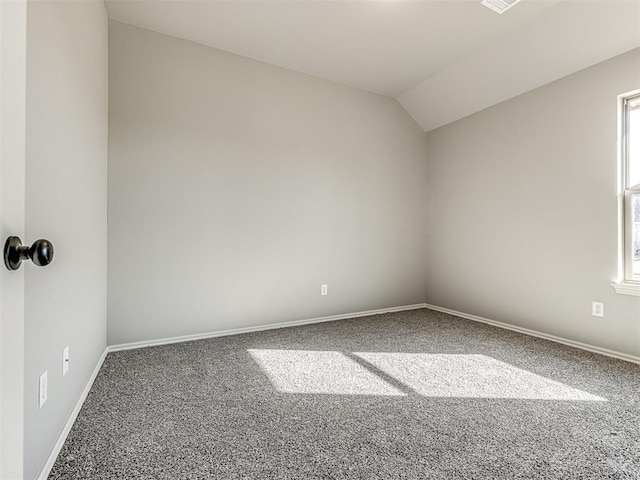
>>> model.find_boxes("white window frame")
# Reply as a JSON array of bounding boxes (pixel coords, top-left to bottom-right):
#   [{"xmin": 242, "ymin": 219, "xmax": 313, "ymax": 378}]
[{"xmin": 613, "ymin": 91, "xmax": 640, "ymax": 296}]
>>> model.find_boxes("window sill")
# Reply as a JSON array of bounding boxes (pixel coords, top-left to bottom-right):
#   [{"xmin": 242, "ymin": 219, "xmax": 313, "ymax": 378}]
[{"xmin": 612, "ymin": 281, "xmax": 640, "ymax": 297}]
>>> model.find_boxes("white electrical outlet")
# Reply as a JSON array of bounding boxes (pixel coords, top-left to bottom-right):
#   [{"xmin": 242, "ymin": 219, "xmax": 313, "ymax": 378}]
[
  {"xmin": 39, "ymin": 371, "xmax": 48, "ymax": 408},
  {"xmin": 63, "ymin": 346, "xmax": 70, "ymax": 376},
  {"xmin": 592, "ymin": 301, "xmax": 604, "ymax": 317},
  {"xmin": 321, "ymin": 284, "xmax": 328, "ymax": 296}
]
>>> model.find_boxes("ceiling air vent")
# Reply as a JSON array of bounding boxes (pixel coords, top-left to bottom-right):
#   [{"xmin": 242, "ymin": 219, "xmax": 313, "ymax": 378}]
[{"xmin": 481, "ymin": 0, "xmax": 523, "ymax": 14}]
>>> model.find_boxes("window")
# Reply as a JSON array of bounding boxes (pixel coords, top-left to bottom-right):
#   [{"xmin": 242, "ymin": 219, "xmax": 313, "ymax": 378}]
[{"xmin": 615, "ymin": 92, "xmax": 640, "ymax": 295}]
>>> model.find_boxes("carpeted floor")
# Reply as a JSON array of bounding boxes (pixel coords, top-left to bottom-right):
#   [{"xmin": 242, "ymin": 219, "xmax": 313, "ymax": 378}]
[{"xmin": 49, "ymin": 308, "xmax": 640, "ymax": 479}]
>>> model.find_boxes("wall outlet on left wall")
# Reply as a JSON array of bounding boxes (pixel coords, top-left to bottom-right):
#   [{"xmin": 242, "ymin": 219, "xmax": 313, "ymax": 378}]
[
  {"xmin": 39, "ymin": 371, "xmax": 48, "ymax": 408},
  {"xmin": 63, "ymin": 346, "xmax": 70, "ymax": 376}
]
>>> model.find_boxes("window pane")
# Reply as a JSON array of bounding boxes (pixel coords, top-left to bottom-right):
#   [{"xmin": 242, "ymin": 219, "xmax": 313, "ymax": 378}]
[
  {"xmin": 628, "ymin": 98, "xmax": 640, "ymax": 189},
  {"xmin": 633, "ymin": 193, "xmax": 640, "ymax": 279}
]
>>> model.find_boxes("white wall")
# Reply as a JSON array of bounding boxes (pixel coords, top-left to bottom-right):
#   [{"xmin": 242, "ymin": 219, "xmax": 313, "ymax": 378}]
[
  {"xmin": 425, "ymin": 48, "xmax": 640, "ymax": 358},
  {"xmin": 108, "ymin": 22, "xmax": 428, "ymax": 345},
  {"xmin": 24, "ymin": 2, "xmax": 108, "ymax": 479}
]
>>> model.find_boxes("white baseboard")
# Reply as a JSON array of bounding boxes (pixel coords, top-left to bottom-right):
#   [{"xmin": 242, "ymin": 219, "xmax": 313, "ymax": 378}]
[
  {"xmin": 36, "ymin": 347, "xmax": 109, "ymax": 480},
  {"xmin": 108, "ymin": 303, "xmax": 428, "ymax": 352},
  {"xmin": 425, "ymin": 303, "xmax": 640, "ymax": 365}
]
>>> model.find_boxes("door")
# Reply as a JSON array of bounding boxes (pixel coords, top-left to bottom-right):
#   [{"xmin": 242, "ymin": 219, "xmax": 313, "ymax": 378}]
[{"xmin": 0, "ymin": 1, "xmax": 27, "ymax": 478}]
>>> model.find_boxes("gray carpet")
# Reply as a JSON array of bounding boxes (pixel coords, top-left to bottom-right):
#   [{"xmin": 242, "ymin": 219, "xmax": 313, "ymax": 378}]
[{"xmin": 49, "ymin": 308, "xmax": 640, "ymax": 479}]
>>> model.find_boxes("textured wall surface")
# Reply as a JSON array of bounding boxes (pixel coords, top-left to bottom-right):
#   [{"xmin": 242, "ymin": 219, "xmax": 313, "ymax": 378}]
[
  {"xmin": 108, "ymin": 22, "xmax": 428, "ymax": 345},
  {"xmin": 24, "ymin": 2, "xmax": 108, "ymax": 478},
  {"xmin": 425, "ymin": 48, "xmax": 640, "ymax": 357}
]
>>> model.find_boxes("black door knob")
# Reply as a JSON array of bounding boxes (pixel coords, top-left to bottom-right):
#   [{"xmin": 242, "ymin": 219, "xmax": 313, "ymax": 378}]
[{"xmin": 3, "ymin": 236, "xmax": 54, "ymax": 270}]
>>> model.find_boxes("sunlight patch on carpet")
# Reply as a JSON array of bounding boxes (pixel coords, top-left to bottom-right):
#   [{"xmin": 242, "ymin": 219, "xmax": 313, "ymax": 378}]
[
  {"xmin": 249, "ymin": 349, "xmax": 607, "ymax": 400},
  {"xmin": 248, "ymin": 349, "xmax": 406, "ymax": 396},
  {"xmin": 354, "ymin": 353, "xmax": 607, "ymax": 401}
]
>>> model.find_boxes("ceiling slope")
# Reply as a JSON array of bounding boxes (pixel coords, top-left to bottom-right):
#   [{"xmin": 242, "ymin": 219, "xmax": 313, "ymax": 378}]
[
  {"xmin": 105, "ymin": 0, "xmax": 640, "ymax": 132},
  {"xmin": 399, "ymin": 0, "xmax": 640, "ymax": 131}
]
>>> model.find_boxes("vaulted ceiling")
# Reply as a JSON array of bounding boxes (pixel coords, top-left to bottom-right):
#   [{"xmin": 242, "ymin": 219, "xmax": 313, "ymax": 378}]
[{"xmin": 105, "ymin": 0, "xmax": 640, "ymax": 132}]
